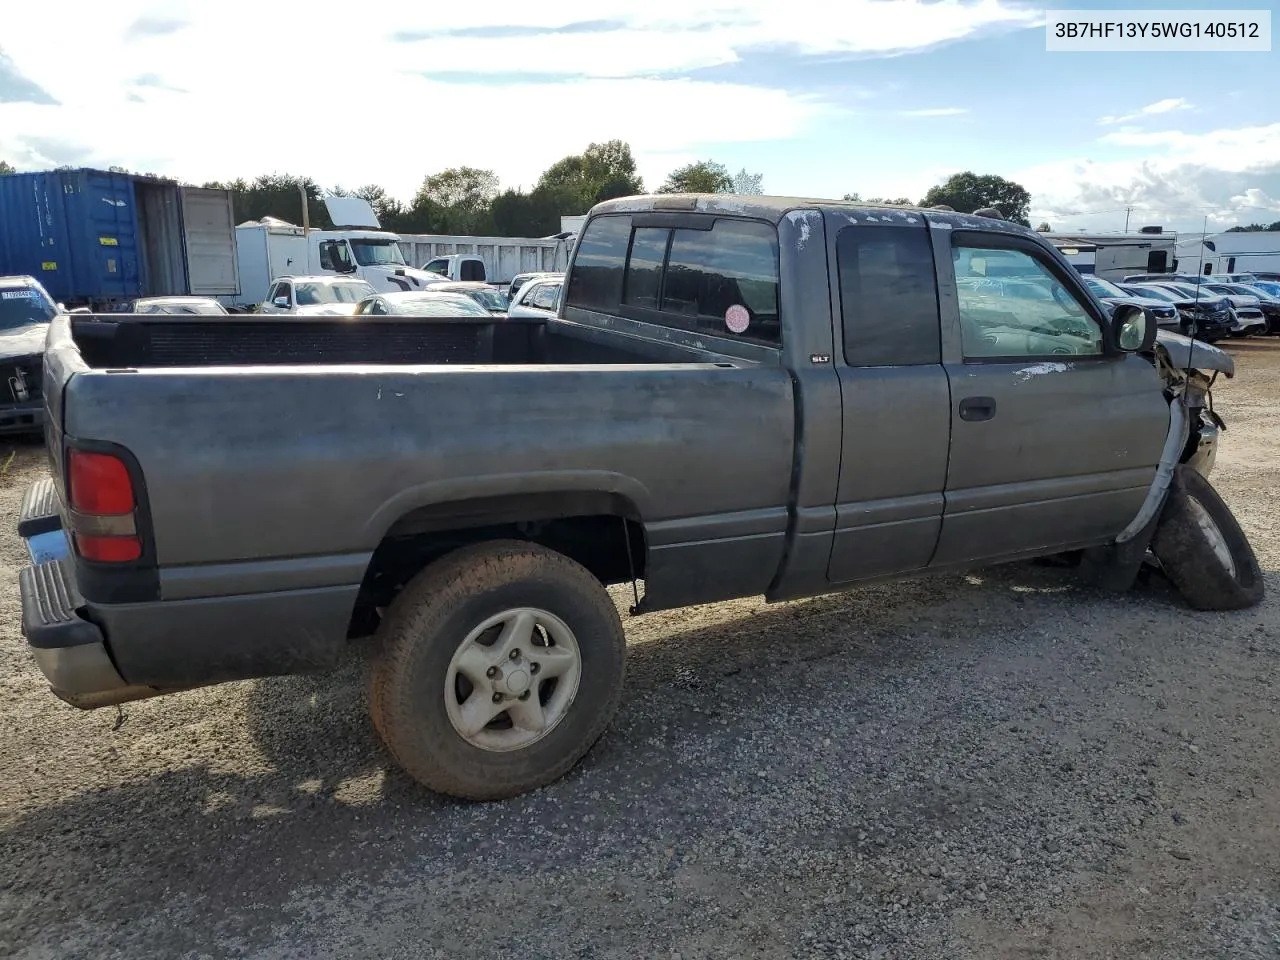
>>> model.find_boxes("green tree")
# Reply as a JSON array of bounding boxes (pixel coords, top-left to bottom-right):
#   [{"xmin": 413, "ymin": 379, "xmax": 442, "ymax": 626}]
[
  {"xmin": 1226, "ymin": 222, "xmax": 1280, "ymax": 232},
  {"xmin": 1036, "ymin": 221, "xmax": 1052, "ymax": 232},
  {"xmin": 413, "ymin": 167, "xmax": 499, "ymax": 234},
  {"xmin": 659, "ymin": 160, "xmax": 732, "ymax": 194},
  {"xmin": 490, "ymin": 187, "xmax": 572, "ymax": 237},
  {"xmin": 205, "ymin": 174, "xmax": 334, "ymax": 228},
  {"xmin": 842, "ymin": 192, "xmax": 912, "ymax": 205},
  {"xmin": 0, "ymin": 160, "xmax": 14, "ymax": 175},
  {"xmin": 727, "ymin": 168, "xmax": 764, "ymax": 195},
  {"xmin": 537, "ymin": 140, "xmax": 644, "ymax": 211},
  {"xmin": 918, "ymin": 172, "xmax": 1032, "ymax": 226},
  {"xmin": 330, "ymin": 183, "xmax": 405, "ymax": 226}
]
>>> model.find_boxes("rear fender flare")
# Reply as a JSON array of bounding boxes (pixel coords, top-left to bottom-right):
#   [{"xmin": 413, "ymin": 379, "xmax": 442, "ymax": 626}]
[{"xmin": 363, "ymin": 471, "xmax": 654, "ymax": 545}]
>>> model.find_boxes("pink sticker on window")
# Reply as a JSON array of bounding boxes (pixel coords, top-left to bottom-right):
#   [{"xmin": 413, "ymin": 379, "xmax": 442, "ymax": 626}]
[{"xmin": 725, "ymin": 304, "xmax": 750, "ymax": 333}]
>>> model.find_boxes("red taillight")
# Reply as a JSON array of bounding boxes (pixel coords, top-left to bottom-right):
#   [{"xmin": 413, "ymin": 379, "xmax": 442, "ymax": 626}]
[
  {"xmin": 75, "ymin": 534, "xmax": 142, "ymax": 563},
  {"xmin": 66, "ymin": 448, "xmax": 142, "ymax": 563},
  {"xmin": 68, "ymin": 450, "xmax": 135, "ymax": 515}
]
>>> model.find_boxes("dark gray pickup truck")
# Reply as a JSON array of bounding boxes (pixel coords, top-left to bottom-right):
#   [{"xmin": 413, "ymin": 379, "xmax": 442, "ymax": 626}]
[{"xmin": 17, "ymin": 195, "xmax": 1262, "ymax": 800}]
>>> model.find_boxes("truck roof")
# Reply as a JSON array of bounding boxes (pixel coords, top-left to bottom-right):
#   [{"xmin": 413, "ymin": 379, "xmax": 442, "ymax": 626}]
[{"xmin": 590, "ymin": 193, "xmax": 1033, "ymax": 236}]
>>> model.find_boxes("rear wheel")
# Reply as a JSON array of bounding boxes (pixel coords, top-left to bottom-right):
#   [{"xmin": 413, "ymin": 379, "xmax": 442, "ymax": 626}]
[
  {"xmin": 1151, "ymin": 465, "xmax": 1264, "ymax": 611},
  {"xmin": 369, "ymin": 540, "xmax": 626, "ymax": 800}
]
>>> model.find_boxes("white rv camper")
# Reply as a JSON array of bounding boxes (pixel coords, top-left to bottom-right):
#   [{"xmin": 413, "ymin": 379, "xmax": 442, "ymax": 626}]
[
  {"xmin": 1175, "ymin": 231, "xmax": 1280, "ymax": 278},
  {"xmin": 1043, "ymin": 231, "xmax": 1176, "ymax": 281}
]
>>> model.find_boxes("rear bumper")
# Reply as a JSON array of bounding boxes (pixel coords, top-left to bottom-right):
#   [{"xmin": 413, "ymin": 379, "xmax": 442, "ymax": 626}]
[
  {"xmin": 17, "ymin": 478, "xmax": 162, "ymax": 708},
  {"xmin": 19, "ymin": 552, "xmax": 161, "ymax": 708},
  {"xmin": 16, "ymin": 478, "xmax": 358, "ymax": 706}
]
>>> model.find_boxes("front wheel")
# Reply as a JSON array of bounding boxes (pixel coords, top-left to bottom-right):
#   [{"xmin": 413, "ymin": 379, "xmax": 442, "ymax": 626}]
[
  {"xmin": 1151, "ymin": 465, "xmax": 1264, "ymax": 611},
  {"xmin": 369, "ymin": 540, "xmax": 626, "ymax": 800}
]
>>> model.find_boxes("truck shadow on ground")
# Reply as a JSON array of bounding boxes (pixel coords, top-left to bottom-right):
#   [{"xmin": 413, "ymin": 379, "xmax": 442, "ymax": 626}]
[{"xmin": 0, "ymin": 557, "xmax": 1265, "ymax": 953}]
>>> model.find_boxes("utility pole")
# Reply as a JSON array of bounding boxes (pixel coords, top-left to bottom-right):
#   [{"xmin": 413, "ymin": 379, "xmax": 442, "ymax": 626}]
[{"xmin": 1124, "ymin": 206, "xmax": 1132, "ymax": 233}]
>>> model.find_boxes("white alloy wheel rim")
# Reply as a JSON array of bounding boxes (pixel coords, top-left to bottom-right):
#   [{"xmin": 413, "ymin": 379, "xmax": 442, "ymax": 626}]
[
  {"xmin": 444, "ymin": 608, "xmax": 583, "ymax": 752},
  {"xmin": 1186, "ymin": 497, "xmax": 1237, "ymax": 579}
]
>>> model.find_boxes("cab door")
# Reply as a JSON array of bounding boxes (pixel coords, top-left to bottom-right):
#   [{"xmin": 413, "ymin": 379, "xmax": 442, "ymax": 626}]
[
  {"xmin": 932, "ymin": 229, "xmax": 1168, "ymax": 566},
  {"xmin": 826, "ymin": 218, "xmax": 951, "ymax": 584}
]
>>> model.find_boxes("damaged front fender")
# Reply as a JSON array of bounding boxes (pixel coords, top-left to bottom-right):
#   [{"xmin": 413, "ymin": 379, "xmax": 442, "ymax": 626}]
[{"xmin": 1153, "ymin": 330, "xmax": 1234, "ymax": 377}]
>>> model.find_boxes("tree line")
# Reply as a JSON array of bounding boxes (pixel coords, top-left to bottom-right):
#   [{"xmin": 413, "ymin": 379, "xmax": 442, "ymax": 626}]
[
  {"xmin": 6, "ymin": 153, "xmax": 1273, "ymax": 236},
  {"xmin": 202, "ymin": 145, "xmax": 770, "ymax": 237}
]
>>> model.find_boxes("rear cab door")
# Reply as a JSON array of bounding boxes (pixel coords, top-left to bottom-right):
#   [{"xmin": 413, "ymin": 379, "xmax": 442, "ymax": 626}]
[
  {"xmin": 824, "ymin": 210, "xmax": 951, "ymax": 584},
  {"xmin": 931, "ymin": 220, "xmax": 1169, "ymax": 565}
]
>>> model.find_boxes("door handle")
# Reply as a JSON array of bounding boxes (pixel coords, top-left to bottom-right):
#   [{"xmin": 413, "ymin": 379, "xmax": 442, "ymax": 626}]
[{"xmin": 959, "ymin": 396, "xmax": 997, "ymax": 421}]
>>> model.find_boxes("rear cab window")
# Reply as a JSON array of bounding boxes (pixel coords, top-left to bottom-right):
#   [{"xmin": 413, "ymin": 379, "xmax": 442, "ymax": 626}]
[
  {"xmin": 837, "ymin": 225, "xmax": 939, "ymax": 366},
  {"xmin": 567, "ymin": 213, "xmax": 781, "ymax": 347}
]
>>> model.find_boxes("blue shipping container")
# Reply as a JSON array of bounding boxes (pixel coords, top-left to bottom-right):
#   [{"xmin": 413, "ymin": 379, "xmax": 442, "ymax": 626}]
[{"xmin": 0, "ymin": 168, "xmax": 238, "ymax": 307}]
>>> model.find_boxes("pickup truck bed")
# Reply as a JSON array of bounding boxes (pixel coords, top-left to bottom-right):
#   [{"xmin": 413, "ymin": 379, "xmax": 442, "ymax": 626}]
[
  {"xmin": 18, "ymin": 193, "xmax": 1259, "ymax": 801},
  {"xmin": 32, "ymin": 309, "xmax": 794, "ymax": 694}
]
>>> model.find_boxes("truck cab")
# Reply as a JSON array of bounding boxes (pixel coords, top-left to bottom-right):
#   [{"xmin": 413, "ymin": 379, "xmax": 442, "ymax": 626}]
[{"xmin": 420, "ymin": 254, "xmax": 488, "ymax": 283}]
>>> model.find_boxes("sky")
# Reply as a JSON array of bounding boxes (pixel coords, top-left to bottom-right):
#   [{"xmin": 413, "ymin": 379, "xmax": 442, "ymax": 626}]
[{"xmin": 0, "ymin": 0, "xmax": 1276, "ymax": 233}]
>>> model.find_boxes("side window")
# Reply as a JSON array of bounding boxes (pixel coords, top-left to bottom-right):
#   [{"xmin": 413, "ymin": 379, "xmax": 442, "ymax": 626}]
[
  {"xmin": 660, "ymin": 219, "xmax": 780, "ymax": 344},
  {"xmin": 531, "ymin": 284, "xmax": 557, "ymax": 310},
  {"xmin": 424, "ymin": 259, "xmax": 449, "ymax": 276},
  {"xmin": 1147, "ymin": 250, "xmax": 1168, "ymax": 273},
  {"xmin": 837, "ymin": 226, "xmax": 939, "ymax": 366},
  {"xmin": 318, "ymin": 241, "xmax": 337, "ymax": 272},
  {"xmin": 565, "ymin": 215, "xmax": 630, "ymax": 312},
  {"xmin": 369, "ymin": 299, "xmax": 388, "ymax": 315},
  {"xmin": 1227, "ymin": 257, "xmax": 1236, "ymax": 273},
  {"xmin": 953, "ymin": 244, "xmax": 1103, "ymax": 359},
  {"xmin": 622, "ymin": 228, "xmax": 669, "ymax": 309},
  {"xmin": 270, "ymin": 282, "xmax": 291, "ymax": 305}
]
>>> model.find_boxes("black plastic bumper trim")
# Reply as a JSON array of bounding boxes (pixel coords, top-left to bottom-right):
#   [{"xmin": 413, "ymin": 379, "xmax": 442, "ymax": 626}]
[
  {"xmin": 18, "ymin": 477, "xmax": 61, "ymax": 538},
  {"xmin": 19, "ymin": 557, "xmax": 106, "ymax": 650}
]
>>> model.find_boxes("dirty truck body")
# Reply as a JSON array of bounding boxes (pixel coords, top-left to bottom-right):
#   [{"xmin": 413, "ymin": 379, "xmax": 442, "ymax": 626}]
[{"xmin": 18, "ymin": 195, "xmax": 1253, "ymax": 800}]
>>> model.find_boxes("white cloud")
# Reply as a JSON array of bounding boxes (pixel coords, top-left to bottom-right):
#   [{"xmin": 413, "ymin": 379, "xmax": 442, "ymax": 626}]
[
  {"xmin": 0, "ymin": 0, "xmax": 1037, "ymax": 199},
  {"xmin": 899, "ymin": 107, "xmax": 969, "ymax": 117},
  {"xmin": 1098, "ymin": 97, "xmax": 1192, "ymax": 126},
  {"xmin": 1017, "ymin": 121, "xmax": 1280, "ymax": 232}
]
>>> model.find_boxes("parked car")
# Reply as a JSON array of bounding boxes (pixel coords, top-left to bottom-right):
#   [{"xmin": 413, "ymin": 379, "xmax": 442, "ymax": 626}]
[
  {"xmin": 1203, "ymin": 282, "xmax": 1280, "ymax": 333},
  {"xmin": 0, "ymin": 275, "xmax": 58, "ymax": 434},
  {"xmin": 421, "ymin": 281, "xmax": 510, "ymax": 316},
  {"xmin": 1122, "ymin": 273, "xmax": 1204, "ymax": 285},
  {"xmin": 507, "ymin": 271, "xmax": 562, "ymax": 303},
  {"xmin": 258, "ymin": 276, "xmax": 376, "ymax": 316},
  {"xmin": 1155, "ymin": 281, "xmax": 1266, "ymax": 336},
  {"xmin": 131, "ymin": 297, "xmax": 230, "ymax": 316},
  {"xmin": 507, "ymin": 275, "xmax": 563, "ymax": 319},
  {"xmin": 351, "ymin": 290, "xmax": 495, "ymax": 317},
  {"xmin": 1080, "ymin": 275, "xmax": 1179, "ymax": 329},
  {"xmin": 18, "ymin": 197, "xmax": 1261, "ymax": 803},
  {"xmin": 1120, "ymin": 283, "xmax": 1235, "ymax": 341},
  {"xmin": 1209, "ymin": 273, "xmax": 1260, "ymax": 284}
]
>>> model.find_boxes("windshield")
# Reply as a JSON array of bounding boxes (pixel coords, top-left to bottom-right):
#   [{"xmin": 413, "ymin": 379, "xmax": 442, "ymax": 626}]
[
  {"xmin": 0, "ymin": 287, "xmax": 58, "ymax": 328},
  {"xmin": 1126, "ymin": 285, "xmax": 1176, "ymax": 303},
  {"xmin": 464, "ymin": 289, "xmax": 510, "ymax": 312},
  {"xmin": 350, "ymin": 240, "xmax": 406, "ymax": 267},
  {"xmin": 388, "ymin": 296, "xmax": 491, "ymax": 317},
  {"xmin": 1083, "ymin": 276, "xmax": 1126, "ymax": 298},
  {"xmin": 296, "ymin": 281, "xmax": 375, "ymax": 305}
]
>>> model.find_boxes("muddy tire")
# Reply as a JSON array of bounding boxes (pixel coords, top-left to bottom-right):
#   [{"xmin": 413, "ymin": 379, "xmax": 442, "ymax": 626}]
[
  {"xmin": 1151, "ymin": 465, "xmax": 1264, "ymax": 611},
  {"xmin": 369, "ymin": 540, "xmax": 626, "ymax": 800}
]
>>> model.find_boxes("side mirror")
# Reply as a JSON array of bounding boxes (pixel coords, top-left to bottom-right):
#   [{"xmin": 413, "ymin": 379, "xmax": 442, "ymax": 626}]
[
  {"xmin": 272, "ymin": 296, "xmax": 289, "ymax": 309},
  {"xmin": 1111, "ymin": 304, "xmax": 1156, "ymax": 353}
]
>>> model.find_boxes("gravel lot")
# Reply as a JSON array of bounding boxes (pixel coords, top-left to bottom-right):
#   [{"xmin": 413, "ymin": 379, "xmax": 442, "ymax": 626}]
[{"xmin": 2, "ymin": 342, "xmax": 1278, "ymax": 960}]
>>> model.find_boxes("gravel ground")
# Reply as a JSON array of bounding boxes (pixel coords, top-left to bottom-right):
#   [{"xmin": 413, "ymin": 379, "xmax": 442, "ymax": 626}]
[{"xmin": 2, "ymin": 342, "xmax": 1278, "ymax": 960}]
